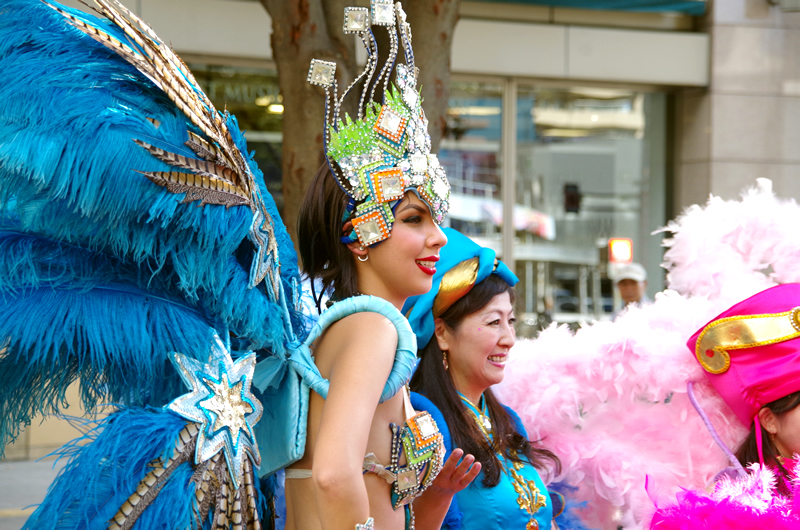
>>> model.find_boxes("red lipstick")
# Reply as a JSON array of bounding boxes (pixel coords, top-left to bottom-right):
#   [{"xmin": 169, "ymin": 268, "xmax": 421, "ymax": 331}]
[{"xmin": 415, "ymin": 256, "xmax": 439, "ymax": 276}]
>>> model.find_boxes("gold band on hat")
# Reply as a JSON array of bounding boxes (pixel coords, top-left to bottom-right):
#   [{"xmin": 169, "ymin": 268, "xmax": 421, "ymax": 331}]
[
  {"xmin": 432, "ymin": 257, "xmax": 480, "ymax": 318},
  {"xmin": 695, "ymin": 307, "xmax": 800, "ymax": 374}
]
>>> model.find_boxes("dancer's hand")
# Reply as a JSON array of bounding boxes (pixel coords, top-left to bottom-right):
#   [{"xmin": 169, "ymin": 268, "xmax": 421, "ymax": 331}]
[
  {"xmin": 412, "ymin": 448, "xmax": 481, "ymax": 529},
  {"xmin": 430, "ymin": 448, "xmax": 482, "ymax": 494}
]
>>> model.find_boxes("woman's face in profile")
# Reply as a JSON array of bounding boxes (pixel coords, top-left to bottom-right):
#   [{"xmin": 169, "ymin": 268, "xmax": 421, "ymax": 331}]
[
  {"xmin": 774, "ymin": 405, "xmax": 800, "ymax": 457},
  {"xmin": 366, "ymin": 192, "xmax": 447, "ymax": 301},
  {"xmin": 444, "ymin": 291, "xmax": 516, "ymax": 396}
]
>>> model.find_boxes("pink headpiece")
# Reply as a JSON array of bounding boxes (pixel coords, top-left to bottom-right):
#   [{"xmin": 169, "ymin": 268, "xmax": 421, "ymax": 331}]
[{"xmin": 688, "ymin": 283, "xmax": 800, "ymax": 427}]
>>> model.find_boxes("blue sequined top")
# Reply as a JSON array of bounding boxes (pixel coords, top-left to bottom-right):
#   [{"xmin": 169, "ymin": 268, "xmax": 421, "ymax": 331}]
[{"xmin": 410, "ymin": 392, "xmax": 554, "ymax": 530}]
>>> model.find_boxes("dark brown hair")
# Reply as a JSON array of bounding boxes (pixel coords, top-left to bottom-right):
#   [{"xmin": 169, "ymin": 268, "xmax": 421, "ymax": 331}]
[
  {"xmin": 410, "ymin": 274, "xmax": 561, "ymax": 487},
  {"xmin": 736, "ymin": 390, "xmax": 800, "ymax": 494},
  {"xmin": 297, "ymin": 162, "xmax": 358, "ymax": 310}
]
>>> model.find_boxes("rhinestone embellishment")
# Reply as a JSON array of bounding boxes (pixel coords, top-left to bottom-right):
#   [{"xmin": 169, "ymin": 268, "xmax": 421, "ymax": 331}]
[
  {"xmin": 397, "ymin": 469, "xmax": 418, "ymax": 491},
  {"xmin": 372, "ymin": 0, "xmax": 395, "ymax": 26},
  {"xmin": 308, "ymin": 2, "xmax": 451, "ymax": 248},
  {"xmin": 343, "ymin": 7, "xmax": 369, "ymax": 33},
  {"xmin": 307, "ymin": 59, "xmax": 336, "ymax": 87}
]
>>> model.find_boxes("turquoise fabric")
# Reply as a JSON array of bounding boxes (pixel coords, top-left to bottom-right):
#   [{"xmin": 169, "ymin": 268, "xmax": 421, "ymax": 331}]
[
  {"xmin": 403, "ymin": 227, "xmax": 518, "ymax": 350},
  {"xmin": 456, "ymin": 403, "xmax": 553, "ymax": 530},
  {"xmin": 457, "ymin": 450, "xmax": 553, "ymax": 530},
  {"xmin": 411, "ymin": 392, "xmax": 553, "ymax": 530},
  {"xmin": 253, "ymin": 295, "xmax": 418, "ymax": 478}
]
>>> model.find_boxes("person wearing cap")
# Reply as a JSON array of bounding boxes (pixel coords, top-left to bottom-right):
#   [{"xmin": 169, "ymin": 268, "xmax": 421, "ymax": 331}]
[
  {"xmin": 403, "ymin": 227, "xmax": 566, "ymax": 530},
  {"xmin": 613, "ymin": 263, "xmax": 650, "ymax": 311},
  {"xmin": 652, "ymin": 283, "xmax": 800, "ymax": 526}
]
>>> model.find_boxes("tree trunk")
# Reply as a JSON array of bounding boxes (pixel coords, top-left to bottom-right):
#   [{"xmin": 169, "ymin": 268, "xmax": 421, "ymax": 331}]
[
  {"xmin": 404, "ymin": 0, "xmax": 460, "ymax": 153},
  {"xmin": 260, "ymin": 0, "xmax": 357, "ymax": 250},
  {"xmin": 262, "ymin": 0, "xmax": 460, "ymax": 251}
]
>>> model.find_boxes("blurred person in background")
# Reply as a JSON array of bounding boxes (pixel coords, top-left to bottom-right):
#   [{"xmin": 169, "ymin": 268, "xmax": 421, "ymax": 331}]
[{"xmin": 613, "ymin": 263, "xmax": 650, "ymax": 311}]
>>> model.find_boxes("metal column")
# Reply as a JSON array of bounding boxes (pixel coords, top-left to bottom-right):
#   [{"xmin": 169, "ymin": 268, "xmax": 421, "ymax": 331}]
[{"xmin": 501, "ymin": 79, "xmax": 517, "ymax": 271}]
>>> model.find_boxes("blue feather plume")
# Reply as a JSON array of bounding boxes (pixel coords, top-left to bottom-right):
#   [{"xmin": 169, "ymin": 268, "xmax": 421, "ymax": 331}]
[
  {"xmin": 0, "ymin": 0, "xmax": 308, "ymax": 453},
  {"xmin": 24, "ymin": 407, "xmax": 272, "ymax": 529},
  {"xmin": 549, "ymin": 482, "xmax": 597, "ymax": 530},
  {"xmin": 0, "ymin": 0, "xmax": 302, "ymax": 335}
]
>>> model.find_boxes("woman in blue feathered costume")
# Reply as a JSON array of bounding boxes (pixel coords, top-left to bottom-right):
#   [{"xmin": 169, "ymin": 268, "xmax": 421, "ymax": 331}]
[{"xmin": 406, "ymin": 228, "xmax": 592, "ymax": 530}]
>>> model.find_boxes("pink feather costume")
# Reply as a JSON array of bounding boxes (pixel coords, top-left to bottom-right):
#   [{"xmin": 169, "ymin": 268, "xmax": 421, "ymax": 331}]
[{"xmin": 496, "ymin": 179, "xmax": 800, "ymax": 529}]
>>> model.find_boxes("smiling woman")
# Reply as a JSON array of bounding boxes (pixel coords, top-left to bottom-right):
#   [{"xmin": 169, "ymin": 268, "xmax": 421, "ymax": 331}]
[
  {"xmin": 406, "ymin": 228, "xmax": 565, "ymax": 530},
  {"xmin": 283, "ymin": 2, "xmax": 485, "ymax": 526}
]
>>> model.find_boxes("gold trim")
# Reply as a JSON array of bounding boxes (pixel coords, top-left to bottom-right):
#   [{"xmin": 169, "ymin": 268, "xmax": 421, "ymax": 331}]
[
  {"xmin": 695, "ymin": 307, "xmax": 800, "ymax": 374},
  {"xmin": 432, "ymin": 257, "xmax": 480, "ymax": 318},
  {"xmin": 510, "ymin": 464, "xmax": 547, "ymax": 524}
]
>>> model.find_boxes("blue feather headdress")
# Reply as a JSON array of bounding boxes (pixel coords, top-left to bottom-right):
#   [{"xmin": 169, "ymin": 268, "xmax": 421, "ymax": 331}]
[
  {"xmin": 0, "ymin": 1, "xmax": 437, "ymax": 527},
  {"xmin": 0, "ymin": 0, "xmax": 305, "ymax": 451}
]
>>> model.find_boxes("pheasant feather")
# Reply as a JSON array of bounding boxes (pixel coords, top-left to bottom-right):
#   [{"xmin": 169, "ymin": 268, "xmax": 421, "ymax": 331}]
[
  {"xmin": 132, "ymin": 140, "xmax": 242, "ymax": 187},
  {"xmin": 138, "ymin": 170, "xmax": 250, "ymax": 207}
]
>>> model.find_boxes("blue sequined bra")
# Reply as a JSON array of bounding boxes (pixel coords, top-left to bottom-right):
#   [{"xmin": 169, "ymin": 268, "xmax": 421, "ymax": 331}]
[
  {"xmin": 362, "ymin": 387, "xmax": 446, "ymax": 509},
  {"xmin": 286, "ymin": 386, "xmax": 445, "ymax": 530}
]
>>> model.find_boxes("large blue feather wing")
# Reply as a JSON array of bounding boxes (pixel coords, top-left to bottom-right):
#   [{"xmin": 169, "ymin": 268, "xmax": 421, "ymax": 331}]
[{"xmin": 0, "ymin": 0, "xmax": 305, "ymax": 451}]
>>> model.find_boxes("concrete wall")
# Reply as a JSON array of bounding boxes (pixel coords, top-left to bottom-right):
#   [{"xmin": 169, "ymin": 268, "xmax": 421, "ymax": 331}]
[
  {"xmin": 452, "ymin": 20, "xmax": 709, "ymax": 86},
  {"xmin": 57, "ymin": 0, "xmax": 709, "ymax": 87},
  {"xmin": 675, "ymin": 0, "xmax": 800, "ymax": 211}
]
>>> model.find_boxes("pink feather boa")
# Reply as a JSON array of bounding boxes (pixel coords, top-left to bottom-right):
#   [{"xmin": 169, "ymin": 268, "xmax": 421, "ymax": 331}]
[
  {"xmin": 662, "ymin": 178, "xmax": 800, "ymax": 304},
  {"xmin": 496, "ymin": 179, "xmax": 800, "ymax": 528},
  {"xmin": 650, "ymin": 463, "xmax": 800, "ymax": 529}
]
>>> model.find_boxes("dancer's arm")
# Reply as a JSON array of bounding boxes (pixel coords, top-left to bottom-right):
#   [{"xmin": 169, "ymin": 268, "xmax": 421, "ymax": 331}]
[{"xmin": 312, "ymin": 312, "xmax": 398, "ymax": 530}]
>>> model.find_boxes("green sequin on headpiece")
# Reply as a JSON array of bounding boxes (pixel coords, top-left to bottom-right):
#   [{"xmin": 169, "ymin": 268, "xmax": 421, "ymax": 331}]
[{"xmin": 307, "ymin": 1, "xmax": 451, "ymax": 247}]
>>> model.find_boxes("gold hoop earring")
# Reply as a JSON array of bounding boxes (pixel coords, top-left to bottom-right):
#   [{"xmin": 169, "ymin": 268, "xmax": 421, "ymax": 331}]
[
  {"xmin": 770, "ymin": 432, "xmax": 787, "ymax": 464},
  {"xmin": 358, "ymin": 254, "xmax": 369, "ymax": 262},
  {"xmin": 442, "ymin": 350, "xmax": 449, "ymax": 370}
]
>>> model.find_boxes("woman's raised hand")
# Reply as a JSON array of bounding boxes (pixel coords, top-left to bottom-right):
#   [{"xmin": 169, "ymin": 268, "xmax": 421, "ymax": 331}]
[
  {"xmin": 431, "ymin": 448, "xmax": 482, "ymax": 494},
  {"xmin": 411, "ymin": 448, "xmax": 482, "ymax": 529}
]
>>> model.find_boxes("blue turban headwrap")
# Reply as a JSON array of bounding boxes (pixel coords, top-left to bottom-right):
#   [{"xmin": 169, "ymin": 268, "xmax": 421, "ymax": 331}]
[{"xmin": 403, "ymin": 227, "xmax": 519, "ymax": 350}]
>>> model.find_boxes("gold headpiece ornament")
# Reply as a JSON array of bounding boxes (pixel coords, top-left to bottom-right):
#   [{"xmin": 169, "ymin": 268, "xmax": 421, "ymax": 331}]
[
  {"xmin": 432, "ymin": 257, "xmax": 480, "ymax": 318},
  {"xmin": 695, "ymin": 307, "xmax": 800, "ymax": 374}
]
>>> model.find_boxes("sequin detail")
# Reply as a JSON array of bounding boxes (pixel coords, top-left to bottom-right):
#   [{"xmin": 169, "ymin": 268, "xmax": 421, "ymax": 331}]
[{"xmin": 307, "ymin": 2, "xmax": 451, "ymax": 247}]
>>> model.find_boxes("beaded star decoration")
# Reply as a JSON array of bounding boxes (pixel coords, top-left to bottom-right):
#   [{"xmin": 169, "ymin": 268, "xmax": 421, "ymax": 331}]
[
  {"xmin": 167, "ymin": 334, "xmax": 262, "ymax": 490},
  {"xmin": 308, "ymin": 1, "xmax": 451, "ymax": 247}
]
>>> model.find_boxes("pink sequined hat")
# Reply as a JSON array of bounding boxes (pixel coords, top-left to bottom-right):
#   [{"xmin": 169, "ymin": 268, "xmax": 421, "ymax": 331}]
[{"xmin": 688, "ymin": 283, "xmax": 800, "ymax": 427}]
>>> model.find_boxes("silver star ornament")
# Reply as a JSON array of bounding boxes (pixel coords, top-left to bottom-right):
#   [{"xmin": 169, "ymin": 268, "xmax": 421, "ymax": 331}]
[{"xmin": 167, "ymin": 334, "xmax": 263, "ymax": 489}]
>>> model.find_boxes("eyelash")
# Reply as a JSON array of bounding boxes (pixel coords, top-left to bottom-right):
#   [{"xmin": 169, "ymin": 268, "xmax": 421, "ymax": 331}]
[
  {"xmin": 487, "ymin": 318, "xmax": 516, "ymax": 325},
  {"xmin": 402, "ymin": 216, "xmax": 422, "ymax": 224}
]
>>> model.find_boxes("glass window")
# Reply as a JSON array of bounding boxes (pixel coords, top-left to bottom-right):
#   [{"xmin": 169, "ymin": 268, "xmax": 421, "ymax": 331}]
[
  {"xmin": 440, "ymin": 81, "xmax": 504, "ymax": 247},
  {"xmin": 513, "ymin": 86, "xmax": 667, "ymax": 336},
  {"xmin": 188, "ymin": 63, "xmax": 285, "ymax": 212}
]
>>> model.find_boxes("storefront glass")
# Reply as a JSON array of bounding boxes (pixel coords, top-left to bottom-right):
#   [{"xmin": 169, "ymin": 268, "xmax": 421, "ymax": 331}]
[
  {"xmin": 183, "ymin": 65, "xmax": 668, "ymax": 336},
  {"xmin": 189, "ymin": 63, "xmax": 285, "ymax": 212},
  {"xmin": 439, "ymin": 81, "xmax": 505, "ymax": 243},
  {"xmin": 441, "ymin": 80, "xmax": 668, "ymax": 336},
  {"xmin": 513, "ymin": 86, "xmax": 667, "ymax": 335}
]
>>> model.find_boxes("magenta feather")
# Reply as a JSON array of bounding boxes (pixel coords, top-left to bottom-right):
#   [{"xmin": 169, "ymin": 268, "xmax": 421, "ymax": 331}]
[{"xmin": 651, "ymin": 463, "xmax": 800, "ymax": 529}]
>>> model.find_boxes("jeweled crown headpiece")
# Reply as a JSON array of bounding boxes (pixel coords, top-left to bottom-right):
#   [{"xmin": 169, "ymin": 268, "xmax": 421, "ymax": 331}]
[{"xmin": 307, "ymin": 1, "xmax": 451, "ymax": 248}]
